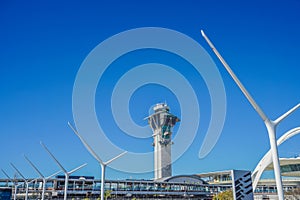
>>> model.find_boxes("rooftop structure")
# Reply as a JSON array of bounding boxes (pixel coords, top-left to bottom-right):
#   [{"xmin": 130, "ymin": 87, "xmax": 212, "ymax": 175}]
[{"xmin": 265, "ymin": 157, "xmax": 300, "ymax": 177}]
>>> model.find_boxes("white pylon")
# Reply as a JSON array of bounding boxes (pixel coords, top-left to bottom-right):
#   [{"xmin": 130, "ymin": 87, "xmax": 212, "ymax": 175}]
[
  {"xmin": 68, "ymin": 122, "xmax": 127, "ymax": 200},
  {"xmin": 40, "ymin": 142, "xmax": 87, "ymax": 200},
  {"xmin": 201, "ymin": 30, "xmax": 300, "ymax": 200}
]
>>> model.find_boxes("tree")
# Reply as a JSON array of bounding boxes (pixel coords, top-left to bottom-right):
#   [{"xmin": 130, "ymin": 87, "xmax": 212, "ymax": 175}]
[
  {"xmin": 213, "ymin": 190, "xmax": 234, "ymax": 200},
  {"xmin": 285, "ymin": 187, "xmax": 300, "ymax": 198},
  {"xmin": 104, "ymin": 190, "xmax": 112, "ymax": 200}
]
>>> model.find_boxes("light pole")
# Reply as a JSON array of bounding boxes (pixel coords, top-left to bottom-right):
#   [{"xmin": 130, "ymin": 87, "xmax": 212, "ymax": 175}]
[
  {"xmin": 201, "ymin": 30, "xmax": 300, "ymax": 200},
  {"xmin": 24, "ymin": 155, "xmax": 61, "ymax": 200},
  {"xmin": 40, "ymin": 142, "xmax": 87, "ymax": 200},
  {"xmin": 68, "ymin": 122, "xmax": 127, "ymax": 200}
]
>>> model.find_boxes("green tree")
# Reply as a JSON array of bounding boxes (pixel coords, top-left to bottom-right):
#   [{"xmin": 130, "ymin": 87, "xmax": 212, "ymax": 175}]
[
  {"xmin": 213, "ymin": 190, "xmax": 234, "ymax": 200},
  {"xmin": 104, "ymin": 190, "xmax": 112, "ymax": 200}
]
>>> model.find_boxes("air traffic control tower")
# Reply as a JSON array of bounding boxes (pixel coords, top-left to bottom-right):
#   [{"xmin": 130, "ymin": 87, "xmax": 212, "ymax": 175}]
[{"xmin": 147, "ymin": 103, "xmax": 180, "ymax": 180}]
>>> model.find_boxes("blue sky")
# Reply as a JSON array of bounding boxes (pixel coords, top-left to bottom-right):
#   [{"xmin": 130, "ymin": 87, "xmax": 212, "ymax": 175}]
[{"xmin": 1, "ymin": 0, "xmax": 300, "ymax": 180}]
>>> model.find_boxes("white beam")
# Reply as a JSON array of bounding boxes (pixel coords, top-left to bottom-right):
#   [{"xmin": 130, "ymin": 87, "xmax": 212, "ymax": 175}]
[
  {"xmin": 201, "ymin": 30, "xmax": 285, "ymax": 200},
  {"xmin": 41, "ymin": 142, "xmax": 87, "ymax": 200},
  {"xmin": 68, "ymin": 122, "xmax": 127, "ymax": 200}
]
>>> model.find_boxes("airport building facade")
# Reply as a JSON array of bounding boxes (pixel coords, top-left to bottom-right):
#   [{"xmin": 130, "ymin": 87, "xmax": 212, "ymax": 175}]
[
  {"xmin": 0, "ymin": 172, "xmax": 236, "ymax": 199},
  {"xmin": 1, "ymin": 166, "xmax": 300, "ymax": 199},
  {"xmin": 1, "ymin": 104, "xmax": 300, "ymax": 199}
]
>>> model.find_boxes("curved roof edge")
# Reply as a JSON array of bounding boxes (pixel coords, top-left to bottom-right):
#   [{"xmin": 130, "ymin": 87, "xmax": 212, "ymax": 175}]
[{"xmin": 157, "ymin": 174, "xmax": 208, "ymax": 185}]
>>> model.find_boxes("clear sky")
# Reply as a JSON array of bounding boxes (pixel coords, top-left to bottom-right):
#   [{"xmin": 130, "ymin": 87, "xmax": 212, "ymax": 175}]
[{"xmin": 1, "ymin": 0, "xmax": 300, "ymax": 180}]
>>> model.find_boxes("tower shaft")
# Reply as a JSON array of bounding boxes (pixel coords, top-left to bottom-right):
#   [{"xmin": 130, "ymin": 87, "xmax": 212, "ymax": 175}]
[
  {"xmin": 148, "ymin": 103, "xmax": 179, "ymax": 180},
  {"xmin": 153, "ymin": 129, "xmax": 172, "ymax": 179}
]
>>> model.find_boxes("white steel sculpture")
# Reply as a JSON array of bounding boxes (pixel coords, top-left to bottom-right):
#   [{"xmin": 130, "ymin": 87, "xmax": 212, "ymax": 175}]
[
  {"xmin": 40, "ymin": 142, "xmax": 87, "ymax": 200},
  {"xmin": 201, "ymin": 30, "xmax": 300, "ymax": 200},
  {"xmin": 1, "ymin": 169, "xmax": 21, "ymax": 200},
  {"xmin": 252, "ymin": 127, "xmax": 300, "ymax": 189},
  {"xmin": 24, "ymin": 155, "xmax": 61, "ymax": 200},
  {"xmin": 10, "ymin": 163, "xmax": 37, "ymax": 200},
  {"xmin": 68, "ymin": 122, "xmax": 127, "ymax": 200}
]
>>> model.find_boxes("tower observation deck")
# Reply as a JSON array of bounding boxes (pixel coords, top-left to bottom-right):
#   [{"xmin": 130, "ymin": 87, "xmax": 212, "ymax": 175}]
[{"xmin": 147, "ymin": 103, "xmax": 180, "ymax": 180}]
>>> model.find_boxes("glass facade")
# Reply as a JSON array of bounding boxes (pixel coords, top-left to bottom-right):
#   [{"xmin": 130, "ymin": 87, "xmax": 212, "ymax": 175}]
[{"xmin": 281, "ymin": 164, "xmax": 300, "ymax": 173}]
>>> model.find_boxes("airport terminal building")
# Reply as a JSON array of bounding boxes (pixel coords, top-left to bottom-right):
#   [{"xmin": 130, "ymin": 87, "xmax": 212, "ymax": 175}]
[
  {"xmin": 1, "ymin": 104, "xmax": 300, "ymax": 199},
  {"xmin": 0, "ymin": 170, "xmax": 248, "ymax": 199},
  {"xmin": 1, "ymin": 165, "xmax": 300, "ymax": 200}
]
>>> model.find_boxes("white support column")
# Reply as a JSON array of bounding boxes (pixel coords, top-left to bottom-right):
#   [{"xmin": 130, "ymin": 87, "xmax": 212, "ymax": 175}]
[
  {"xmin": 101, "ymin": 165, "xmax": 105, "ymax": 200},
  {"xmin": 199, "ymin": 30, "xmax": 300, "ymax": 200},
  {"xmin": 266, "ymin": 121, "xmax": 284, "ymax": 198}
]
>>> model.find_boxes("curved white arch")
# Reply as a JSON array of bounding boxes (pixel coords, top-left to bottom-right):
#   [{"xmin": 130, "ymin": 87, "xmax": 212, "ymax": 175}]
[{"xmin": 252, "ymin": 127, "xmax": 300, "ymax": 190}]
